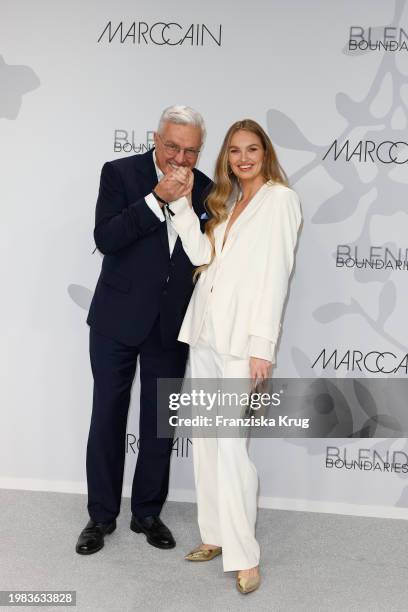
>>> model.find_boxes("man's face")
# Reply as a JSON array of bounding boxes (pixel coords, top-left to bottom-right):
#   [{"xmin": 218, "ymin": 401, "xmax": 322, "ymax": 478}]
[{"xmin": 154, "ymin": 122, "xmax": 202, "ymax": 174}]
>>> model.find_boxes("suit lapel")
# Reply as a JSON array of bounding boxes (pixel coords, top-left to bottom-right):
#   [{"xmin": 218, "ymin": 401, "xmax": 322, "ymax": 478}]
[
  {"xmin": 216, "ymin": 183, "xmax": 269, "ymax": 256},
  {"xmin": 158, "ymin": 217, "xmax": 170, "ymax": 258},
  {"xmin": 136, "ymin": 148, "xmax": 158, "ymax": 188},
  {"xmin": 135, "ymin": 148, "xmax": 170, "ymax": 258},
  {"xmin": 214, "ymin": 221, "xmax": 227, "ymax": 257}
]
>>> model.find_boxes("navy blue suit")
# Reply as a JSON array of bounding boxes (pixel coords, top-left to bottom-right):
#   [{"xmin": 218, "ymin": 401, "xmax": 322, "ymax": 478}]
[{"xmin": 86, "ymin": 148, "xmax": 211, "ymax": 522}]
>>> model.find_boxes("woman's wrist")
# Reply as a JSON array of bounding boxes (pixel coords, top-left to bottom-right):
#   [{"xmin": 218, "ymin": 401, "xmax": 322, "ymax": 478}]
[{"xmin": 248, "ymin": 336, "xmax": 276, "ymax": 363}]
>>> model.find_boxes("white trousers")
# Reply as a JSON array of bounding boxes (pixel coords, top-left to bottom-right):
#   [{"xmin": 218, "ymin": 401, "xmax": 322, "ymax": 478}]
[{"xmin": 187, "ymin": 310, "xmax": 260, "ymax": 572}]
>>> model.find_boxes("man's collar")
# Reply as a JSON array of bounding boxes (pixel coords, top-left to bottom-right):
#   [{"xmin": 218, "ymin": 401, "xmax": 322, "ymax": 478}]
[{"xmin": 153, "ymin": 150, "xmax": 163, "ymax": 180}]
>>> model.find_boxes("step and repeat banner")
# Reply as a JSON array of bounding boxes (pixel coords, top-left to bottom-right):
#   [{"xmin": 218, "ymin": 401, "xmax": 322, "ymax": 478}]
[{"xmin": 1, "ymin": 0, "xmax": 408, "ymax": 519}]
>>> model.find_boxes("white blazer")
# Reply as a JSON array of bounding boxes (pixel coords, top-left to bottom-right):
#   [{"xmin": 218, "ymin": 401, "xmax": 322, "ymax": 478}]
[{"xmin": 169, "ymin": 181, "xmax": 302, "ymax": 363}]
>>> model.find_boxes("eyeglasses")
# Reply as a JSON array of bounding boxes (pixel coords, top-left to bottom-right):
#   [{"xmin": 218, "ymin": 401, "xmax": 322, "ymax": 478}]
[{"xmin": 157, "ymin": 134, "xmax": 201, "ymax": 159}]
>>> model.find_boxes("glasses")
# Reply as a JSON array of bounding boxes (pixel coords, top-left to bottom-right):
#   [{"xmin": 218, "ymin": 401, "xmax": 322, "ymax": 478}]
[{"xmin": 157, "ymin": 134, "xmax": 201, "ymax": 159}]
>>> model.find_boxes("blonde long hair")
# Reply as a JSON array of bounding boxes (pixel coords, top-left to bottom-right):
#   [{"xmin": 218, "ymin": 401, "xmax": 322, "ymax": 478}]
[{"xmin": 194, "ymin": 119, "xmax": 288, "ymax": 279}]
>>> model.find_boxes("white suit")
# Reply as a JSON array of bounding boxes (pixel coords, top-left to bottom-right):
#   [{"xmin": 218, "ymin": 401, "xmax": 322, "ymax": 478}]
[
  {"xmin": 169, "ymin": 181, "xmax": 301, "ymax": 571},
  {"xmin": 170, "ymin": 182, "xmax": 301, "ymax": 363}
]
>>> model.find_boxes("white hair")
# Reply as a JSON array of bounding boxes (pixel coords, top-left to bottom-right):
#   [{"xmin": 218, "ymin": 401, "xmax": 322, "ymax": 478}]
[{"xmin": 158, "ymin": 105, "xmax": 206, "ymax": 142}]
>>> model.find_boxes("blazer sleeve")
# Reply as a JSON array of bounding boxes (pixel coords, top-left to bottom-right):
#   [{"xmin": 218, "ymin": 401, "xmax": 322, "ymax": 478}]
[
  {"xmin": 248, "ymin": 335, "xmax": 276, "ymax": 364},
  {"xmin": 248, "ymin": 189, "xmax": 302, "ymax": 362},
  {"xmin": 93, "ymin": 162, "xmax": 164, "ymax": 255},
  {"xmin": 168, "ymin": 196, "xmax": 212, "ymax": 265}
]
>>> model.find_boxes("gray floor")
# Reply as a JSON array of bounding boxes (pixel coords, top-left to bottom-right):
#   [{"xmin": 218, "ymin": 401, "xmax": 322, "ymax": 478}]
[{"xmin": 0, "ymin": 489, "xmax": 407, "ymax": 612}]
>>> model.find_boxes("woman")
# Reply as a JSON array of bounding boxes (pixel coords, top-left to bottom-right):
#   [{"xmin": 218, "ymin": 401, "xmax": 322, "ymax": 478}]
[{"xmin": 168, "ymin": 119, "xmax": 301, "ymax": 594}]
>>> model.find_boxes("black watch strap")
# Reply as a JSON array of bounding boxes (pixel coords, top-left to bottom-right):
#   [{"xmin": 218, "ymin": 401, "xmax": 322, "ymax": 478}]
[
  {"xmin": 152, "ymin": 190, "xmax": 168, "ymax": 205},
  {"xmin": 152, "ymin": 190, "xmax": 175, "ymax": 217}
]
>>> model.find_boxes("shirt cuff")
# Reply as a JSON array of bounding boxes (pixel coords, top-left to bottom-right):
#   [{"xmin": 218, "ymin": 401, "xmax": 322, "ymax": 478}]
[
  {"xmin": 168, "ymin": 196, "xmax": 191, "ymax": 216},
  {"xmin": 248, "ymin": 336, "xmax": 276, "ymax": 365},
  {"xmin": 145, "ymin": 193, "xmax": 164, "ymax": 221}
]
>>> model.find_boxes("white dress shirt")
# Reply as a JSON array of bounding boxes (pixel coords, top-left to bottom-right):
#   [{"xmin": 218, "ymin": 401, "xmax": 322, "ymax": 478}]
[{"xmin": 144, "ymin": 153, "xmax": 178, "ymax": 255}]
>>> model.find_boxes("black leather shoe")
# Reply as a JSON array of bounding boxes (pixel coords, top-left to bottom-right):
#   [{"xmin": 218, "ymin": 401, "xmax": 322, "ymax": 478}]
[
  {"xmin": 130, "ymin": 515, "xmax": 175, "ymax": 549},
  {"xmin": 75, "ymin": 519, "xmax": 116, "ymax": 555}
]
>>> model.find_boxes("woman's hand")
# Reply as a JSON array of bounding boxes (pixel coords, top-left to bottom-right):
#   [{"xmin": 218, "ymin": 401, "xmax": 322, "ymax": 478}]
[
  {"xmin": 249, "ymin": 357, "xmax": 272, "ymax": 389},
  {"xmin": 171, "ymin": 167, "xmax": 194, "ymax": 201},
  {"xmin": 155, "ymin": 168, "xmax": 192, "ymax": 203}
]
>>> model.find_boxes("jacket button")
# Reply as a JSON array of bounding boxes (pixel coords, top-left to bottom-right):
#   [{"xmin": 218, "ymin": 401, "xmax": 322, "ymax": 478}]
[
  {"xmin": 170, "ymin": 261, "xmax": 175, "ymax": 267},
  {"xmin": 163, "ymin": 290, "xmax": 168, "ymax": 296}
]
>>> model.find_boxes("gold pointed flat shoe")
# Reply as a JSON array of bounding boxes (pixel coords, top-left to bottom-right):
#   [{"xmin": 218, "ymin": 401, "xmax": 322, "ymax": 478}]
[
  {"xmin": 184, "ymin": 545, "xmax": 222, "ymax": 561},
  {"xmin": 236, "ymin": 571, "xmax": 261, "ymax": 594}
]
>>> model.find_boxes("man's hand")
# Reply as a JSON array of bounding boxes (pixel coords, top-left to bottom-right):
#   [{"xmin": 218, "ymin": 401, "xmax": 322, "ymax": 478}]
[{"xmin": 154, "ymin": 167, "xmax": 194, "ymax": 204}]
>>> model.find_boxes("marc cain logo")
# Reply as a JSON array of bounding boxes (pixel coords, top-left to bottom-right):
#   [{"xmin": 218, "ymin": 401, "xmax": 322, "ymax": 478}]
[
  {"xmin": 323, "ymin": 139, "xmax": 408, "ymax": 164},
  {"xmin": 98, "ymin": 21, "xmax": 222, "ymax": 46},
  {"xmin": 126, "ymin": 434, "xmax": 192, "ymax": 457},
  {"xmin": 312, "ymin": 349, "xmax": 408, "ymax": 375}
]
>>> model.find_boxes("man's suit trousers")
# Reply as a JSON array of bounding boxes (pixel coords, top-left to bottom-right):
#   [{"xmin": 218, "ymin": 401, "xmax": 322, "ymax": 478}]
[{"xmin": 86, "ymin": 317, "xmax": 188, "ymax": 523}]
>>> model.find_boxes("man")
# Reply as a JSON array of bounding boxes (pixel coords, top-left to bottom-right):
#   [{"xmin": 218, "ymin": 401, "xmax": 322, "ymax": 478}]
[{"xmin": 76, "ymin": 106, "xmax": 211, "ymax": 555}]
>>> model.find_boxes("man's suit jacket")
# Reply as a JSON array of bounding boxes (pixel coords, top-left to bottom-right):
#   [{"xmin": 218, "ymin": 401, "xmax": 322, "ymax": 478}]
[
  {"xmin": 169, "ymin": 182, "xmax": 302, "ymax": 363},
  {"xmin": 87, "ymin": 148, "xmax": 212, "ymax": 347}
]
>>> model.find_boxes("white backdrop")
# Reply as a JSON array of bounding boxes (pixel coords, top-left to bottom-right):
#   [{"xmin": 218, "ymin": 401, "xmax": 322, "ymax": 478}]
[{"xmin": 2, "ymin": 0, "xmax": 408, "ymax": 519}]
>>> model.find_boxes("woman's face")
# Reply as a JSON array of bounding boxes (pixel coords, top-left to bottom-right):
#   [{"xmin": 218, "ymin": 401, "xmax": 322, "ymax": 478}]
[{"xmin": 228, "ymin": 130, "xmax": 265, "ymax": 182}]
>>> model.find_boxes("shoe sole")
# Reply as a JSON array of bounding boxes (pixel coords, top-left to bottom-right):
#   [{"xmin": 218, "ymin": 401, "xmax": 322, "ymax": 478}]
[
  {"xmin": 76, "ymin": 523, "xmax": 116, "ymax": 555},
  {"xmin": 130, "ymin": 523, "xmax": 175, "ymax": 549}
]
